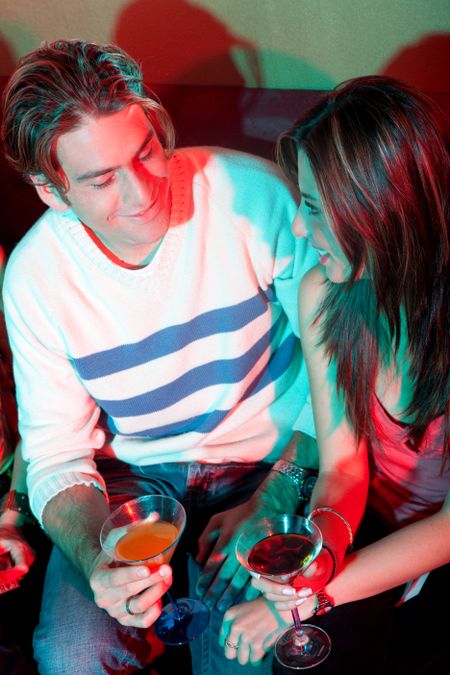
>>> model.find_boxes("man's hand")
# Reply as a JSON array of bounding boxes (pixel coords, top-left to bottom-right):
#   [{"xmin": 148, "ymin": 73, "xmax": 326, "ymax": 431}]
[
  {"xmin": 194, "ymin": 441, "xmax": 312, "ymax": 611},
  {"xmin": 90, "ymin": 550, "xmax": 173, "ymax": 628},
  {"xmin": 195, "ymin": 500, "xmax": 267, "ymax": 611}
]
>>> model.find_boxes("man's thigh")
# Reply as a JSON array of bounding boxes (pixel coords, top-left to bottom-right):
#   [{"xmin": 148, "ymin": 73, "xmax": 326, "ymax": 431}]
[{"xmin": 33, "ymin": 546, "xmax": 153, "ymax": 675}]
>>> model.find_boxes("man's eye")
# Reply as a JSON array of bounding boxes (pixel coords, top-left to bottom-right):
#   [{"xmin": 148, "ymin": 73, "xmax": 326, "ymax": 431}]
[
  {"xmin": 92, "ymin": 176, "xmax": 114, "ymax": 190},
  {"xmin": 139, "ymin": 148, "xmax": 152, "ymax": 162}
]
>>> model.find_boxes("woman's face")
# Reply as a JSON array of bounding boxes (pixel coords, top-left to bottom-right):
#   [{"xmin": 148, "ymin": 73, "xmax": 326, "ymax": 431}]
[{"xmin": 292, "ymin": 149, "xmax": 352, "ymax": 283}]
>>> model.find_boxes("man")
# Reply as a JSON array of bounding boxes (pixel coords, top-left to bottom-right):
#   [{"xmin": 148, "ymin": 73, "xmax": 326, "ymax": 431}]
[{"xmin": 1, "ymin": 40, "xmax": 318, "ymax": 674}]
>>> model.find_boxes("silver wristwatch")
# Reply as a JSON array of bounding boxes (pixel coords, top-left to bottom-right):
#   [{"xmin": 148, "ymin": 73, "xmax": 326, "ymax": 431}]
[{"xmin": 271, "ymin": 460, "xmax": 318, "ymax": 501}]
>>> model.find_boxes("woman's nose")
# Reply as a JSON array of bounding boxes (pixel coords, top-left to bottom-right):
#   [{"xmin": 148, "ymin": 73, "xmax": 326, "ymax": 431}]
[{"xmin": 291, "ymin": 208, "xmax": 307, "ymax": 238}]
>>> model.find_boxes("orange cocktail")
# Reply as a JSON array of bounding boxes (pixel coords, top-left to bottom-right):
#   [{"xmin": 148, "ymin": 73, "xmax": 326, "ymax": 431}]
[
  {"xmin": 100, "ymin": 495, "xmax": 210, "ymax": 645},
  {"xmin": 115, "ymin": 520, "xmax": 179, "ymax": 568}
]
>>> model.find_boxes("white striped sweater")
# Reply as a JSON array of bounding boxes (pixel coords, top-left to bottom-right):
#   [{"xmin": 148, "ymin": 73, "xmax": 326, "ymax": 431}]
[{"xmin": 4, "ymin": 147, "xmax": 318, "ymax": 523}]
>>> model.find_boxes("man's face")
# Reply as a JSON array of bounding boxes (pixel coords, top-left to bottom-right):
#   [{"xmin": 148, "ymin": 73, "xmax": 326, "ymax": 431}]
[{"xmin": 55, "ymin": 104, "xmax": 171, "ymax": 263}]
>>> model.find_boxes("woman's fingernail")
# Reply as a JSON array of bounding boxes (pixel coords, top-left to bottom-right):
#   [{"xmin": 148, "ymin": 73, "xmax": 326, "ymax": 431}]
[
  {"xmin": 295, "ymin": 598, "xmax": 306, "ymax": 606},
  {"xmin": 282, "ymin": 587, "xmax": 296, "ymax": 596},
  {"xmin": 159, "ymin": 565, "xmax": 171, "ymax": 578},
  {"xmin": 296, "ymin": 587, "xmax": 312, "ymax": 597},
  {"xmin": 249, "ymin": 571, "xmax": 260, "ymax": 580}
]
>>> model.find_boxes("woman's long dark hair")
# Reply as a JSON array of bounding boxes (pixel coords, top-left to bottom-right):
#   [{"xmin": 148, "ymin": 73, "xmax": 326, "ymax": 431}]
[{"xmin": 278, "ymin": 76, "xmax": 449, "ymax": 462}]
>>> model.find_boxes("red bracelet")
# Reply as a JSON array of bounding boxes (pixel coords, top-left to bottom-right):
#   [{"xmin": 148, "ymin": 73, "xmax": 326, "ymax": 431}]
[{"xmin": 321, "ymin": 544, "xmax": 337, "ymax": 583}]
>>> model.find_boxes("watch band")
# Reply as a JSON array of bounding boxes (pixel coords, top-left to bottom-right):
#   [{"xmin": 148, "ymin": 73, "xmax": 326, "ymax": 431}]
[
  {"xmin": 0, "ymin": 489, "xmax": 37, "ymax": 525},
  {"xmin": 313, "ymin": 589, "xmax": 335, "ymax": 616},
  {"xmin": 271, "ymin": 460, "xmax": 318, "ymax": 501}
]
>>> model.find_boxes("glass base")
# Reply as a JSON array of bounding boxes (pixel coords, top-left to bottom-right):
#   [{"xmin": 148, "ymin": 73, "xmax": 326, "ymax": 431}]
[
  {"xmin": 275, "ymin": 624, "xmax": 331, "ymax": 670},
  {"xmin": 154, "ymin": 596, "xmax": 210, "ymax": 645}
]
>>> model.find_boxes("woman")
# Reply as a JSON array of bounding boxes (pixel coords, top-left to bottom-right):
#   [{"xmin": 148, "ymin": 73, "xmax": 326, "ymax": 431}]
[
  {"xmin": 0, "ymin": 244, "xmax": 49, "ymax": 674},
  {"xmin": 230, "ymin": 77, "xmax": 449, "ymax": 673},
  {"xmin": 0, "ymin": 244, "xmax": 34, "ymax": 596}
]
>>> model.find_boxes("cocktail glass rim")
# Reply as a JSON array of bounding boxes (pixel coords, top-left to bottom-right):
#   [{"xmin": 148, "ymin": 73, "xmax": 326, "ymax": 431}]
[
  {"xmin": 100, "ymin": 493, "xmax": 187, "ymax": 565},
  {"xmin": 235, "ymin": 513, "xmax": 323, "ymax": 581}
]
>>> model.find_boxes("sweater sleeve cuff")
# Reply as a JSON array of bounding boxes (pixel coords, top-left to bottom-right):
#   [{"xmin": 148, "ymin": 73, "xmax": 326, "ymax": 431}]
[{"xmin": 29, "ymin": 471, "xmax": 108, "ymax": 527}]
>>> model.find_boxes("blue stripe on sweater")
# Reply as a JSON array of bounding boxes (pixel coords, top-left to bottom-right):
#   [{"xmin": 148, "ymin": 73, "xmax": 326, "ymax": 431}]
[
  {"xmin": 72, "ymin": 292, "xmax": 271, "ymax": 380},
  {"xmin": 106, "ymin": 332, "xmax": 297, "ymax": 437},
  {"xmin": 96, "ymin": 317, "xmax": 281, "ymax": 417}
]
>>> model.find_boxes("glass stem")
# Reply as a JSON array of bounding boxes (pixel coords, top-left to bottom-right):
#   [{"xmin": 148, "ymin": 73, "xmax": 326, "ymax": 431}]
[
  {"xmin": 291, "ymin": 607, "xmax": 303, "ymax": 637},
  {"xmin": 167, "ymin": 589, "xmax": 184, "ymax": 621}
]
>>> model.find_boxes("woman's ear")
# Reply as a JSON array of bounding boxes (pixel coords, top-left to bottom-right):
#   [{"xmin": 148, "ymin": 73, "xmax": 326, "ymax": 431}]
[{"xmin": 30, "ymin": 176, "xmax": 69, "ymax": 212}]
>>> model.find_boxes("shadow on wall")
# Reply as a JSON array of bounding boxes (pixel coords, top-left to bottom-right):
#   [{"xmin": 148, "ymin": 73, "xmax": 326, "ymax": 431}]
[
  {"xmin": 0, "ymin": 22, "xmax": 40, "ymax": 77},
  {"xmin": 380, "ymin": 32, "xmax": 450, "ymax": 119},
  {"xmin": 113, "ymin": 0, "xmax": 262, "ymax": 87},
  {"xmin": 0, "ymin": 0, "xmax": 329, "ymax": 252},
  {"xmin": 0, "ymin": 37, "xmax": 46, "ymax": 254},
  {"xmin": 113, "ymin": 0, "xmax": 265, "ymax": 153},
  {"xmin": 112, "ymin": 0, "xmax": 328, "ymax": 157}
]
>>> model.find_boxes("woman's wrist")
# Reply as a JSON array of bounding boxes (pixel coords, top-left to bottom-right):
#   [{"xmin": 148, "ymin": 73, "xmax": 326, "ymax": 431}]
[
  {"xmin": 309, "ymin": 507, "xmax": 354, "ymax": 549},
  {"xmin": 0, "ymin": 490, "xmax": 37, "ymax": 526},
  {"xmin": 0, "ymin": 509, "xmax": 26, "ymax": 529},
  {"xmin": 321, "ymin": 543, "xmax": 338, "ymax": 583},
  {"xmin": 312, "ymin": 588, "xmax": 336, "ymax": 616}
]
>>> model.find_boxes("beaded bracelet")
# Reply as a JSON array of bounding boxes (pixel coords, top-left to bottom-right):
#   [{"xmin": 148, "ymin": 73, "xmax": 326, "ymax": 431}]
[
  {"xmin": 309, "ymin": 506, "xmax": 354, "ymax": 548},
  {"xmin": 313, "ymin": 589, "xmax": 335, "ymax": 616}
]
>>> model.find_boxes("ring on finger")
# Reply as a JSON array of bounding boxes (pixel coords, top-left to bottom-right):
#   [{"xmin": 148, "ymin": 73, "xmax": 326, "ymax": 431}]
[
  {"xmin": 125, "ymin": 597, "xmax": 136, "ymax": 615},
  {"xmin": 225, "ymin": 637, "xmax": 239, "ymax": 650}
]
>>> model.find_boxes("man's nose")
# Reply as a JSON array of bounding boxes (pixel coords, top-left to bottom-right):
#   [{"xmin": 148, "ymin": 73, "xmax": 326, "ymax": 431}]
[
  {"xmin": 291, "ymin": 209, "xmax": 307, "ymax": 238},
  {"xmin": 121, "ymin": 169, "xmax": 150, "ymax": 207}
]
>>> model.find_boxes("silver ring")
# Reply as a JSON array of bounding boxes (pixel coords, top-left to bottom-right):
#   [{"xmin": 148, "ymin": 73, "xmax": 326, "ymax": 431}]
[
  {"xmin": 225, "ymin": 638, "xmax": 239, "ymax": 650},
  {"xmin": 125, "ymin": 597, "xmax": 135, "ymax": 615}
]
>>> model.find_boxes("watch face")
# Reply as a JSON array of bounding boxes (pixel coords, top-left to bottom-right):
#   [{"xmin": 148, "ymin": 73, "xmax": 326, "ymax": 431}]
[{"xmin": 303, "ymin": 475, "xmax": 317, "ymax": 500}]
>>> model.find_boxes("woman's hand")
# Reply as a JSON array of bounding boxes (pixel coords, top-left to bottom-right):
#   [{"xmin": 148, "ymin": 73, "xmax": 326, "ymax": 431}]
[
  {"xmin": 250, "ymin": 548, "xmax": 333, "ymax": 612},
  {"xmin": 0, "ymin": 523, "xmax": 35, "ymax": 583},
  {"xmin": 250, "ymin": 573, "xmax": 313, "ymax": 612},
  {"xmin": 219, "ymin": 597, "xmax": 292, "ymax": 666}
]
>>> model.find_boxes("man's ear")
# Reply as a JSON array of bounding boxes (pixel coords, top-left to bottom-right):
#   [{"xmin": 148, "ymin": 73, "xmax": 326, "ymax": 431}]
[{"xmin": 30, "ymin": 176, "xmax": 69, "ymax": 212}]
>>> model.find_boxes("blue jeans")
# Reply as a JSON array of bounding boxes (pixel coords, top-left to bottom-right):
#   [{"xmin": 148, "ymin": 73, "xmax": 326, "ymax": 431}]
[{"xmin": 33, "ymin": 460, "xmax": 276, "ymax": 674}]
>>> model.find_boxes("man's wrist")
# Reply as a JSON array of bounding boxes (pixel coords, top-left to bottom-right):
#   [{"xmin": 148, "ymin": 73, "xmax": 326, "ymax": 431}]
[
  {"xmin": 42, "ymin": 484, "xmax": 109, "ymax": 580},
  {"xmin": 271, "ymin": 461, "xmax": 318, "ymax": 502},
  {"xmin": 251, "ymin": 469, "xmax": 299, "ymax": 514}
]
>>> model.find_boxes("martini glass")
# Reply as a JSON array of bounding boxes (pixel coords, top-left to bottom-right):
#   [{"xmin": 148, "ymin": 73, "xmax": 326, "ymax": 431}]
[
  {"xmin": 100, "ymin": 494, "xmax": 210, "ymax": 644},
  {"xmin": 236, "ymin": 514, "xmax": 331, "ymax": 669}
]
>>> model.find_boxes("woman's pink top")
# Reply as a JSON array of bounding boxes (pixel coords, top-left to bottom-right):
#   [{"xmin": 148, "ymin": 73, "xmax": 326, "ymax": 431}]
[{"xmin": 368, "ymin": 397, "xmax": 449, "ymax": 528}]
